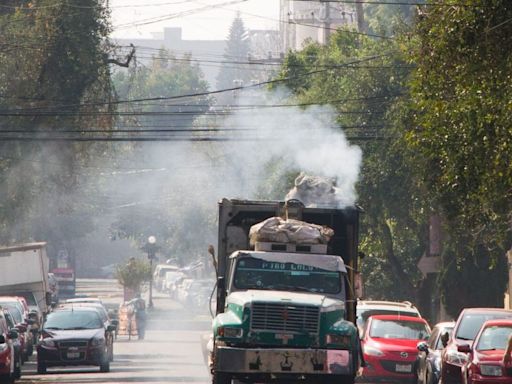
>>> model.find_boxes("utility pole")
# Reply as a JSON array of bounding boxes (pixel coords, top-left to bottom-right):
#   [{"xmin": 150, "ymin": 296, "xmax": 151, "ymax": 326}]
[{"xmin": 321, "ymin": 0, "xmax": 331, "ymax": 45}]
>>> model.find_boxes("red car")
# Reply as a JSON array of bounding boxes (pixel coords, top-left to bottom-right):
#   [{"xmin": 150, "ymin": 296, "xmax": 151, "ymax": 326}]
[
  {"xmin": 460, "ymin": 319, "xmax": 512, "ymax": 384},
  {"xmin": 441, "ymin": 308, "xmax": 512, "ymax": 384},
  {"xmin": 361, "ymin": 314, "xmax": 431, "ymax": 383},
  {"xmin": 0, "ymin": 309, "xmax": 18, "ymax": 383}
]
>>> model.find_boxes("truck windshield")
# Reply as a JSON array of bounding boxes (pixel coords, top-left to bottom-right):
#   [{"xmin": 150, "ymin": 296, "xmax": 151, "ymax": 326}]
[{"xmin": 233, "ymin": 256, "xmax": 341, "ymax": 294}]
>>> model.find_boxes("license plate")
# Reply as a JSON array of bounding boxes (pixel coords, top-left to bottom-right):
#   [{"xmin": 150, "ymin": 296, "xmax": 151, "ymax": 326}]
[
  {"xmin": 396, "ymin": 364, "xmax": 412, "ymax": 373},
  {"xmin": 67, "ymin": 352, "xmax": 80, "ymax": 359}
]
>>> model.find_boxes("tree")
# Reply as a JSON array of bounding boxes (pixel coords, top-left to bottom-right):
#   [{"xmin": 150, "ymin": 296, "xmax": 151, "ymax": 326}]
[
  {"xmin": 407, "ymin": 0, "xmax": 511, "ymax": 316},
  {"xmin": 0, "ymin": 1, "xmax": 116, "ymax": 267},
  {"xmin": 216, "ymin": 14, "xmax": 252, "ymax": 101},
  {"xmin": 276, "ymin": 28, "xmax": 429, "ymax": 304},
  {"xmin": 115, "ymin": 257, "xmax": 152, "ymax": 294}
]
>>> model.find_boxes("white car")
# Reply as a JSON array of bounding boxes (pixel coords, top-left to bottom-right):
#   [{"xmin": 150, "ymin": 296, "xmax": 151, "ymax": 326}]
[{"xmin": 356, "ymin": 300, "xmax": 422, "ymax": 335}]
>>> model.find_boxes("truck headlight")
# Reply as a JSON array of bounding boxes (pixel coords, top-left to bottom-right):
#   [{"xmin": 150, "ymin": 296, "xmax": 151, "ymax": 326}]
[
  {"xmin": 326, "ymin": 334, "xmax": 351, "ymax": 345},
  {"xmin": 445, "ymin": 350, "xmax": 468, "ymax": 365},
  {"xmin": 218, "ymin": 327, "xmax": 243, "ymax": 338},
  {"xmin": 479, "ymin": 364, "xmax": 502, "ymax": 377},
  {"xmin": 321, "ymin": 303, "xmax": 345, "ymax": 313},
  {"xmin": 363, "ymin": 345, "xmax": 383, "ymax": 356}
]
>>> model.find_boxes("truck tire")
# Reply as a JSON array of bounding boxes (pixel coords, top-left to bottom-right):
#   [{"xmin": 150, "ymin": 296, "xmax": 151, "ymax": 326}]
[{"xmin": 212, "ymin": 372, "xmax": 231, "ymax": 384}]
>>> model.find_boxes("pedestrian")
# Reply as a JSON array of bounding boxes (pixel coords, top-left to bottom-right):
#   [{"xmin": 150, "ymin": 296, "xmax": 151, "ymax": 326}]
[
  {"xmin": 134, "ymin": 295, "xmax": 147, "ymax": 340},
  {"xmin": 503, "ymin": 334, "xmax": 512, "ymax": 365}
]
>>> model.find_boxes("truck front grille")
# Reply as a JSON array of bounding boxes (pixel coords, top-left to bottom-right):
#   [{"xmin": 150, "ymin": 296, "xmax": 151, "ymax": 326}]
[{"xmin": 250, "ymin": 302, "xmax": 320, "ymax": 334}]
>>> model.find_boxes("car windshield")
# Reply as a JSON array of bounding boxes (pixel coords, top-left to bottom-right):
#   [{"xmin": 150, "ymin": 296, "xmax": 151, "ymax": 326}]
[
  {"xmin": 370, "ymin": 319, "xmax": 430, "ymax": 340},
  {"xmin": 0, "ymin": 303, "xmax": 22, "ymax": 323},
  {"xmin": 357, "ymin": 309, "xmax": 419, "ymax": 328},
  {"xmin": 44, "ymin": 311, "xmax": 103, "ymax": 330},
  {"xmin": 456, "ymin": 313, "xmax": 512, "ymax": 341},
  {"xmin": 18, "ymin": 292, "xmax": 37, "ymax": 306},
  {"xmin": 476, "ymin": 325, "xmax": 512, "ymax": 351},
  {"xmin": 233, "ymin": 256, "xmax": 342, "ymax": 294}
]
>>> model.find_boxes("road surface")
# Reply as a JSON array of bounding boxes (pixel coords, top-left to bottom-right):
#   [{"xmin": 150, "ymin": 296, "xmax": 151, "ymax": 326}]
[{"xmin": 18, "ymin": 278, "xmax": 212, "ymax": 384}]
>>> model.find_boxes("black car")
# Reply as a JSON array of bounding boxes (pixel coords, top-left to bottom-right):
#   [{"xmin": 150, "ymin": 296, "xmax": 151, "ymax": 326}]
[
  {"xmin": 37, "ymin": 307, "xmax": 115, "ymax": 374},
  {"xmin": 416, "ymin": 321, "xmax": 454, "ymax": 384}
]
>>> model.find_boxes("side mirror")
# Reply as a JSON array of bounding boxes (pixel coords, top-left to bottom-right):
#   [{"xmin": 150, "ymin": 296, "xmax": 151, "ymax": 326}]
[
  {"xmin": 0, "ymin": 335, "xmax": 5, "ymax": 344},
  {"xmin": 457, "ymin": 343, "xmax": 471, "ymax": 353},
  {"xmin": 417, "ymin": 341, "xmax": 429, "ymax": 353},
  {"xmin": 208, "ymin": 245, "xmax": 218, "ymax": 276},
  {"xmin": 8, "ymin": 330, "xmax": 18, "ymax": 339},
  {"xmin": 107, "ymin": 325, "xmax": 116, "ymax": 333},
  {"xmin": 216, "ymin": 276, "xmax": 225, "ymax": 315},
  {"xmin": 441, "ymin": 332, "xmax": 449, "ymax": 348}
]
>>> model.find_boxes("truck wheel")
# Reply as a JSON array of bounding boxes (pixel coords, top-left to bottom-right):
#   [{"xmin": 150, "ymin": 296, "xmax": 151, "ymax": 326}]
[{"xmin": 212, "ymin": 372, "xmax": 231, "ymax": 384}]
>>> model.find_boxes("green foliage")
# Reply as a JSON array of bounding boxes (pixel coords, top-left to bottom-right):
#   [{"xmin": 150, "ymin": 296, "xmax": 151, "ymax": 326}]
[
  {"xmin": 216, "ymin": 15, "xmax": 252, "ymax": 97},
  {"xmin": 0, "ymin": 1, "xmax": 115, "ymax": 247},
  {"xmin": 115, "ymin": 258, "xmax": 152, "ymax": 293},
  {"xmin": 277, "ymin": 28, "xmax": 426, "ymax": 300},
  {"xmin": 406, "ymin": 0, "xmax": 512, "ymax": 313}
]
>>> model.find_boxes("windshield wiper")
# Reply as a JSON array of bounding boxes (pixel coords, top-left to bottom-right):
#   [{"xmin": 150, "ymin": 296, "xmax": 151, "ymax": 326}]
[
  {"xmin": 44, "ymin": 327, "xmax": 61, "ymax": 330},
  {"xmin": 458, "ymin": 337, "xmax": 472, "ymax": 341},
  {"xmin": 267, "ymin": 284, "xmax": 311, "ymax": 292},
  {"xmin": 69, "ymin": 327, "xmax": 89, "ymax": 330}
]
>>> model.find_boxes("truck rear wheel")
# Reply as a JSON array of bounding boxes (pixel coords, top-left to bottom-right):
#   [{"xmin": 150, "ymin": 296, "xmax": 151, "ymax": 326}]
[{"xmin": 212, "ymin": 372, "xmax": 231, "ymax": 384}]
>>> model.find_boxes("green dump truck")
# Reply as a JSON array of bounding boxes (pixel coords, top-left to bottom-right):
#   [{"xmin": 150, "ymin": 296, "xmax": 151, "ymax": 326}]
[{"xmin": 210, "ymin": 198, "xmax": 363, "ymax": 384}]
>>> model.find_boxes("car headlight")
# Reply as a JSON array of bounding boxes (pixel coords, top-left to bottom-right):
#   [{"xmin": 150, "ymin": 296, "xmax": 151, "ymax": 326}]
[
  {"xmin": 326, "ymin": 334, "xmax": 351, "ymax": 346},
  {"xmin": 90, "ymin": 338, "xmax": 105, "ymax": 347},
  {"xmin": 445, "ymin": 350, "xmax": 468, "ymax": 365},
  {"xmin": 479, "ymin": 364, "xmax": 502, "ymax": 377},
  {"xmin": 364, "ymin": 345, "xmax": 384, "ymax": 356},
  {"xmin": 41, "ymin": 339, "xmax": 56, "ymax": 348},
  {"xmin": 218, "ymin": 327, "xmax": 243, "ymax": 338}
]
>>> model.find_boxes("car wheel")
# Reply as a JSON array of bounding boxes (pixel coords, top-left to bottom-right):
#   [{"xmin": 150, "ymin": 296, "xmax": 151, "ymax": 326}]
[
  {"xmin": 14, "ymin": 354, "xmax": 22, "ymax": 379},
  {"xmin": 37, "ymin": 360, "xmax": 47, "ymax": 374},
  {"xmin": 100, "ymin": 360, "xmax": 110, "ymax": 373}
]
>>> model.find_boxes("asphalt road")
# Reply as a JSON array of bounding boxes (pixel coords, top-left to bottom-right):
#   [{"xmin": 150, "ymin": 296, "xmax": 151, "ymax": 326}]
[{"xmin": 18, "ymin": 278, "xmax": 212, "ymax": 384}]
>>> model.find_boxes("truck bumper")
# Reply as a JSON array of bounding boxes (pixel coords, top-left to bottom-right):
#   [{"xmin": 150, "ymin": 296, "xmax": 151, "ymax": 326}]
[{"xmin": 215, "ymin": 346, "xmax": 354, "ymax": 376}]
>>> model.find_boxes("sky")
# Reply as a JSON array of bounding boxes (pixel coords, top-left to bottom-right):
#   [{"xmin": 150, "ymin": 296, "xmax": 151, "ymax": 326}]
[{"xmin": 109, "ymin": 0, "xmax": 280, "ymax": 40}]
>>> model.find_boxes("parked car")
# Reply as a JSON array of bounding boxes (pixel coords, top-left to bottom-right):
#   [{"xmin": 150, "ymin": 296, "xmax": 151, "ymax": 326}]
[
  {"xmin": 0, "ymin": 297, "xmax": 33, "ymax": 358},
  {"xmin": 458, "ymin": 319, "xmax": 512, "ymax": 384},
  {"xmin": 357, "ymin": 300, "xmax": 422, "ymax": 335},
  {"xmin": 416, "ymin": 321, "xmax": 455, "ymax": 384},
  {"xmin": 0, "ymin": 309, "xmax": 18, "ymax": 383},
  {"xmin": 3, "ymin": 310, "xmax": 22, "ymax": 380},
  {"xmin": 37, "ymin": 307, "xmax": 115, "ymax": 374},
  {"xmin": 440, "ymin": 308, "xmax": 512, "ymax": 384},
  {"xmin": 162, "ymin": 271, "xmax": 185, "ymax": 295},
  {"xmin": 360, "ymin": 314, "xmax": 431, "ymax": 383},
  {"xmin": 153, "ymin": 264, "xmax": 180, "ymax": 292}
]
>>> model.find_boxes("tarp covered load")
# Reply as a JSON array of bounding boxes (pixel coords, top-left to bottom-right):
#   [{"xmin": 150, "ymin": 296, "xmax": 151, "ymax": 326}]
[
  {"xmin": 249, "ymin": 216, "xmax": 334, "ymax": 246},
  {"xmin": 285, "ymin": 172, "xmax": 342, "ymax": 208}
]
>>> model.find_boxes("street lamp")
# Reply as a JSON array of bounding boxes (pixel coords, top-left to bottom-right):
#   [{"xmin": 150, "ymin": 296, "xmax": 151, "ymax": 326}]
[{"xmin": 147, "ymin": 235, "xmax": 156, "ymax": 309}]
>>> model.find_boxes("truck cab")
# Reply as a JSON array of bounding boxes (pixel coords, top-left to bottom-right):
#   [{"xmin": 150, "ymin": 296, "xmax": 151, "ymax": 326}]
[{"xmin": 210, "ymin": 199, "xmax": 363, "ymax": 384}]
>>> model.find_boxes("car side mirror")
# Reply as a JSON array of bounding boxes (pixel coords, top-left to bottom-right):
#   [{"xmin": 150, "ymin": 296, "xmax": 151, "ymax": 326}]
[
  {"xmin": 8, "ymin": 330, "xmax": 18, "ymax": 339},
  {"xmin": 441, "ymin": 331, "xmax": 449, "ymax": 348},
  {"xmin": 417, "ymin": 341, "xmax": 429, "ymax": 353},
  {"xmin": 457, "ymin": 343, "xmax": 471, "ymax": 353},
  {"xmin": 0, "ymin": 335, "xmax": 5, "ymax": 344},
  {"xmin": 107, "ymin": 325, "xmax": 116, "ymax": 333}
]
